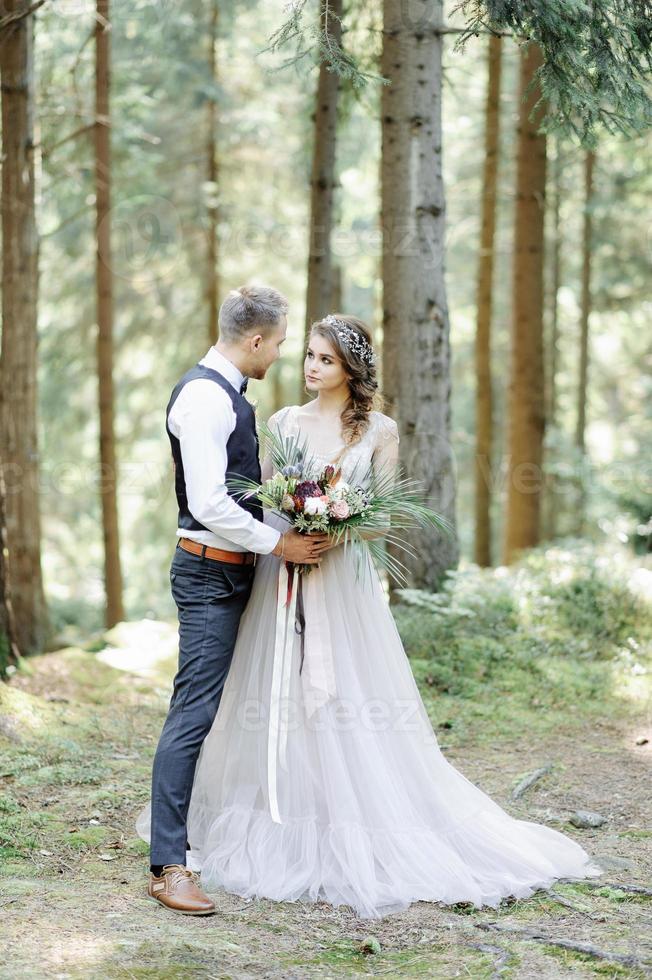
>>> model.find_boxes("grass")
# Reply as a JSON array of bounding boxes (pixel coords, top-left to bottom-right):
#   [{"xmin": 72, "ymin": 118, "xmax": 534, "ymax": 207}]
[{"xmin": 0, "ymin": 538, "xmax": 651, "ymax": 978}]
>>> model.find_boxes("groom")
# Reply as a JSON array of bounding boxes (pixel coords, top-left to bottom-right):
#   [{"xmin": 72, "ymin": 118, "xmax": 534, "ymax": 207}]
[{"xmin": 147, "ymin": 285, "xmax": 329, "ymax": 915}]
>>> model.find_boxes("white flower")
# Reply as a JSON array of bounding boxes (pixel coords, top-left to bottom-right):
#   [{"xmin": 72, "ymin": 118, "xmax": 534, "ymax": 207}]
[
  {"xmin": 303, "ymin": 496, "xmax": 328, "ymax": 516},
  {"xmin": 328, "ymin": 480, "xmax": 350, "ymax": 500}
]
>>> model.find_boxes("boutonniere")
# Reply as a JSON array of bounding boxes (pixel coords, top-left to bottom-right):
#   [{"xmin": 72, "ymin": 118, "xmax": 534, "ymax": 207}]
[{"xmin": 250, "ymin": 399, "xmax": 259, "ymax": 414}]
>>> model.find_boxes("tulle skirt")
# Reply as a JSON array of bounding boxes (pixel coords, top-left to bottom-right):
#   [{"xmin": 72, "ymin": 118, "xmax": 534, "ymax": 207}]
[{"xmin": 137, "ymin": 513, "xmax": 602, "ymax": 919}]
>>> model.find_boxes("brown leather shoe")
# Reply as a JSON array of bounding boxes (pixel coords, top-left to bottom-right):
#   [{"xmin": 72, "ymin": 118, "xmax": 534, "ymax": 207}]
[{"xmin": 147, "ymin": 864, "xmax": 215, "ymax": 915}]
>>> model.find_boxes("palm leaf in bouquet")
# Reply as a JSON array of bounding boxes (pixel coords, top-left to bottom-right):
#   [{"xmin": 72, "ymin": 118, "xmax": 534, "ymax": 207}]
[{"xmin": 227, "ymin": 419, "xmax": 455, "ymax": 587}]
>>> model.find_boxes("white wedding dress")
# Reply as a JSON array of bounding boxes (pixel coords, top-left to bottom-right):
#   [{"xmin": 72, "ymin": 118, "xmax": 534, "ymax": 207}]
[{"xmin": 137, "ymin": 405, "xmax": 602, "ymax": 919}]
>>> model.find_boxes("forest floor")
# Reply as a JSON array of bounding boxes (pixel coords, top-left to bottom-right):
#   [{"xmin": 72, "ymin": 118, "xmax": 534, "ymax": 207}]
[{"xmin": 1, "ymin": 568, "xmax": 652, "ymax": 980}]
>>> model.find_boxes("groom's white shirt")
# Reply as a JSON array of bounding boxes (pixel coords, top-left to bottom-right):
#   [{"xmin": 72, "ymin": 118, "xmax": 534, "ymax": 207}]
[{"xmin": 167, "ymin": 346, "xmax": 281, "ymax": 554}]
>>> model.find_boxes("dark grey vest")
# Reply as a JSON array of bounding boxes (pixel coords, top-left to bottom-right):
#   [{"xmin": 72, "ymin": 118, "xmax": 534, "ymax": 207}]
[{"xmin": 166, "ymin": 363, "xmax": 263, "ymax": 532}]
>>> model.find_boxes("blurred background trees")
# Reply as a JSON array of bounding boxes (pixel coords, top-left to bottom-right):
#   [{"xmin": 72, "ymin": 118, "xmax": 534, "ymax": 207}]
[{"xmin": 0, "ymin": 0, "xmax": 650, "ymax": 659}]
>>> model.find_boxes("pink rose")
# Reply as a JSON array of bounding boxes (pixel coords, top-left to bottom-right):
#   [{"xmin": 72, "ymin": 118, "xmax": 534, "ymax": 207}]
[{"xmin": 330, "ymin": 499, "xmax": 350, "ymax": 520}]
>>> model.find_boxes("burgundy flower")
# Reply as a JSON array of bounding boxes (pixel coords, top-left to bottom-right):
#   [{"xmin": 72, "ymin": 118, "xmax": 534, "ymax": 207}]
[{"xmin": 292, "ymin": 479, "xmax": 323, "ymax": 513}]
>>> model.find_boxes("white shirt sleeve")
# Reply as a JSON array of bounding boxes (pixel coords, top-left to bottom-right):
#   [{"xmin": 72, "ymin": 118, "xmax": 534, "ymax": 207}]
[{"xmin": 168, "ymin": 379, "xmax": 281, "ymax": 554}]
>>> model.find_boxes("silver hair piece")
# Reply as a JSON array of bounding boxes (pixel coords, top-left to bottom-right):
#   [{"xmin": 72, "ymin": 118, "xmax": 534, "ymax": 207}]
[{"xmin": 322, "ymin": 314, "xmax": 375, "ymax": 365}]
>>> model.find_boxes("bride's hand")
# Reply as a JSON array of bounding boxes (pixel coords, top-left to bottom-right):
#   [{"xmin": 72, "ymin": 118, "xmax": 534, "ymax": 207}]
[
  {"xmin": 275, "ymin": 529, "xmax": 330, "ymax": 564},
  {"xmin": 310, "ymin": 532, "xmax": 340, "ymax": 552}
]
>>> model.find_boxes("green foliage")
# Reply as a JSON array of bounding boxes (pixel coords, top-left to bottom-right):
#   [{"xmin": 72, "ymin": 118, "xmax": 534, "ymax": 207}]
[
  {"xmin": 232, "ymin": 419, "xmax": 455, "ymax": 584},
  {"xmin": 33, "ymin": 3, "xmax": 651, "ymax": 621},
  {"xmin": 394, "ymin": 541, "xmax": 651, "ymax": 708},
  {"xmin": 48, "ymin": 596, "xmax": 105, "ymax": 638},
  {"xmin": 264, "ymin": 0, "xmax": 386, "ymax": 88},
  {"xmin": 454, "ymin": 0, "xmax": 652, "ymax": 142}
]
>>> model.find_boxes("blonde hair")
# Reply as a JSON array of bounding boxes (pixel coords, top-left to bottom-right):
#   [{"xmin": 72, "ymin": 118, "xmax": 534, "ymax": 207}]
[{"xmin": 218, "ymin": 284, "xmax": 288, "ymax": 340}]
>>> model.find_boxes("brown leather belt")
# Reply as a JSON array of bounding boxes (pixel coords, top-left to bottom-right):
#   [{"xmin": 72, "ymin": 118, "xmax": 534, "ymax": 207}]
[{"xmin": 178, "ymin": 537, "xmax": 256, "ymax": 565}]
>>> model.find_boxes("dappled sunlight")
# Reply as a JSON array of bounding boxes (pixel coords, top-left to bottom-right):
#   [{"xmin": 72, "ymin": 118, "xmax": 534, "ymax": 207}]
[
  {"xmin": 613, "ymin": 641, "xmax": 652, "ymax": 708},
  {"xmin": 36, "ymin": 929, "xmax": 115, "ymax": 974},
  {"xmin": 628, "ymin": 566, "xmax": 652, "ymax": 601},
  {"xmin": 97, "ymin": 618, "xmax": 178, "ymax": 678},
  {"xmin": 0, "ymin": 684, "xmax": 49, "ymax": 735}
]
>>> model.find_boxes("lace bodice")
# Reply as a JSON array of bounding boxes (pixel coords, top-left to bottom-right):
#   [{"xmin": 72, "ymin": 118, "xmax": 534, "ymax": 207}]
[{"xmin": 263, "ymin": 405, "xmax": 400, "ymax": 490}]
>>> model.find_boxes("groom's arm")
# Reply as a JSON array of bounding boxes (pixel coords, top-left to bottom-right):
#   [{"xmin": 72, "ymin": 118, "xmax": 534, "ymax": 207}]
[{"xmin": 169, "ymin": 380, "xmax": 281, "ymax": 554}]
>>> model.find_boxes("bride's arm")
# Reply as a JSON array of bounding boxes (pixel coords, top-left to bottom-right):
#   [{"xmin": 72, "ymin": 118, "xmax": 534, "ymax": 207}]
[
  {"xmin": 259, "ymin": 408, "xmax": 285, "ymax": 482},
  {"xmin": 328, "ymin": 415, "xmax": 399, "ymax": 543},
  {"xmin": 353, "ymin": 416, "xmax": 400, "ymax": 541},
  {"xmin": 325, "ymin": 417, "xmax": 400, "ymax": 547},
  {"xmin": 260, "ymin": 453, "xmax": 274, "ymax": 482}
]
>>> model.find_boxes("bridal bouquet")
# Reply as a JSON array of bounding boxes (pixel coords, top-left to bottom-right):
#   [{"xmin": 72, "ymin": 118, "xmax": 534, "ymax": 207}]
[
  {"xmin": 228, "ymin": 420, "xmax": 454, "ymax": 585},
  {"xmin": 229, "ymin": 421, "xmax": 455, "ymax": 824}
]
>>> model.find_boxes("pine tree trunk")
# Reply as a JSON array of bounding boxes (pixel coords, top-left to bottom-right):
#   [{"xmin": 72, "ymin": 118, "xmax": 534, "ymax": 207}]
[
  {"xmin": 503, "ymin": 43, "xmax": 547, "ymax": 565},
  {"xmin": 381, "ymin": 0, "xmax": 458, "ymax": 591},
  {"xmin": 0, "ymin": 2, "xmax": 50, "ymax": 656},
  {"xmin": 303, "ymin": 0, "xmax": 342, "ymax": 348},
  {"xmin": 543, "ymin": 138, "xmax": 563, "ymax": 540},
  {"xmin": 575, "ymin": 149, "xmax": 595, "ymax": 532},
  {"xmin": 330, "ymin": 262, "xmax": 342, "ymax": 312},
  {"xmin": 95, "ymin": 0, "xmax": 124, "ymax": 627},
  {"xmin": 576, "ymin": 150, "xmax": 594, "ymax": 452},
  {"xmin": 474, "ymin": 35, "xmax": 502, "ymax": 568},
  {"xmin": 206, "ymin": 0, "xmax": 219, "ymax": 346},
  {"xmin": 0, "ymin": 460, "xmax": 21, "ymax": 668}
]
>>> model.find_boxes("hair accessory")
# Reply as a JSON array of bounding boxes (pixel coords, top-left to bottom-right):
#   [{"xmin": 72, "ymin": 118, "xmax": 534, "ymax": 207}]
[{"xmin": 323, "ymin": 314, "xmax": 375, "ymax": 365}]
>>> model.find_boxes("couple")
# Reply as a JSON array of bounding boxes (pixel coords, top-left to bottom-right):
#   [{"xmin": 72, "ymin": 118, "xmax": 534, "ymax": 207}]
[{"xmin": 136, "ymin": 284, "xmax": 601, "ymax": 919}]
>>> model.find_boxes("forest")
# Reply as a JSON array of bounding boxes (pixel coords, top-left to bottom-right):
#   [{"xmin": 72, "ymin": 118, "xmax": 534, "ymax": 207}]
[{"xmin": 0, "ymin": 1, "xmax": 651, "ymax": 978}]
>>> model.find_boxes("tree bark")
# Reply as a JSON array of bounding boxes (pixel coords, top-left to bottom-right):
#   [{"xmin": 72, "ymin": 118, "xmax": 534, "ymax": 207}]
[
  {"xmin": 502, "ymin": 43, "xmax": 547, "ymax": 565},
  {"xmin": 474, "ymin": 35, "xmax": 502, "ymax": 568},
  {"xmin": 0, "ymin": 1, "xmax": 50, "ymax": 656},
  {"xmin": 0, "ymin": 460, "xmax": 22, "ymax": 669},
  {"xmin": 303, "ymin": 0, "xmax": 342, "ymax": 349},
  {"xmin": 576, "ymin": 150, "xmax": 594, "ymax": 454},
  {"xmin": 575, "ymin": 149, "xmax": 595, "ymax": 532},
  {"xmin": 330, "ymin": 262, "xmax": 342, "ymax": 312},
  {"xmin": 95, "ymin": 0, "xmax": 124, "ymax": 627},
  {"xmin": 381, "ymin": 0, "xmax": 458, "ymax": 590},
  {"xmin": 206, "ymin": 0, "xmax": 219, "ymax": 346},
  {"xmin": 542, "ymin": 138, "xmax": 563, "ymax": 540}
]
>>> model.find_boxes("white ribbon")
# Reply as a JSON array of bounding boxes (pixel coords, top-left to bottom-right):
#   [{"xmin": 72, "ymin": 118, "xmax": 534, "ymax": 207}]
[
  {"xmin": 267, "ymin": 562, "xmax": 338, "ymax": 824},
  {"xmin": 267, "ymin": 561, "xmax": 298, "ymax": 824},
  {"xmin": 301, "ymin": 567, "xmax": 337, "ymax": 718}
]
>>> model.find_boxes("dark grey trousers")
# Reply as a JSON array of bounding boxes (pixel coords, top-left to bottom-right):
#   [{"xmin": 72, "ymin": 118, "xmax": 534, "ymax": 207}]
[{"xmin": 149, "ymin": 542, "xmax": 255, "ymax": 867}]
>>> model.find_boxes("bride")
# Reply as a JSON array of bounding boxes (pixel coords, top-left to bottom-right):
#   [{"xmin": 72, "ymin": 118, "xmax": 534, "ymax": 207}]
[{"xmin": 138, "ymin": 312, "xmax": 602, "ymax": 919}]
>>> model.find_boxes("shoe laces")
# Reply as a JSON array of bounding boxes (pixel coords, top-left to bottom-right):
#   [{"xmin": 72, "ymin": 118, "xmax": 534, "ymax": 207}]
[{"xmin": 162, "ymin": 864, "xmax": 198, "ymax": 884}]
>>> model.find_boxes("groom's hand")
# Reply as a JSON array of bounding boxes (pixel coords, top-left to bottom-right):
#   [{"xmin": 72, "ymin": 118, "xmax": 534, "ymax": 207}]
[{"xmin": 272, "ymin": 529, "xmax": 330, "ymax": 564}]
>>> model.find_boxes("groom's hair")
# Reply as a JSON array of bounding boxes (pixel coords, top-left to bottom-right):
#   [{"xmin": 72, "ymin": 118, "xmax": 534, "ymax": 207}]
[{"xmin": 218, "ymin": 285, "xmax": 289, "ymax": 340}]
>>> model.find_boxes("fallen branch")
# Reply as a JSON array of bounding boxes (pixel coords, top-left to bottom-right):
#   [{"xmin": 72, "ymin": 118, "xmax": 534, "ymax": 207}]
[
  {"xmin": 546, "ymin": 889, "xmax": 604, "ymax": 921},
  {"xmin": 468, "ymin": 942, "xmax": 515, "ymax": 978},
  {"xmin": 475, "ymin": 921, "xmax": 651, "ymax": 970},
  {"xmin": 557, "ymin": 879, "xmax": 652, "ymax": 898},
  {"xmin": 511, "ymin": 763, "xmax": 553, "ymax": 800}
]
